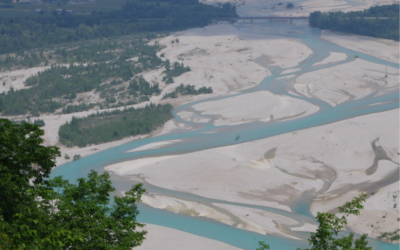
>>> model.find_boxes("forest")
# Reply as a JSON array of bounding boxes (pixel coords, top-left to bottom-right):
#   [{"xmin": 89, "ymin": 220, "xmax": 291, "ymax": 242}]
[
  {"xmin": 309, "ymin": 4, "xmax": 399, "ymax": 41},
  {"xmin": 58, "ymin": 103, "xmax": 173, "ymax": 147},
  {"xmin": 0, "ymin": 0, "xmax": 237, "ymax": 54}
]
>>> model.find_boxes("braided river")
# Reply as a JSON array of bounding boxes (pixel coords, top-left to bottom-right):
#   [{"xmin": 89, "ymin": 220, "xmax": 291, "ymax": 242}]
[{"xmin": 50, "ymin": 3, "xmax": 399, "ymax": 249}]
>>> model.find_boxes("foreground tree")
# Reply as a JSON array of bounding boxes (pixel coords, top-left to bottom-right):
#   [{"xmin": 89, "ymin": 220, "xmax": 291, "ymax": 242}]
[
  {"xmin": 257, "ymin": 193, "xmax": 371, "ymax": 250},
  {"xmin": 0, "ymin": 118, "xmax": 146, "ymax": 249}
]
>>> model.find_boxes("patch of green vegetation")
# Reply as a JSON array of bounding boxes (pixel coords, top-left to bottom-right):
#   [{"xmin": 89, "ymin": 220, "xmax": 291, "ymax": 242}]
[
  {"xmin": 73, "ymin": 154, "xmax": 81, "ymax": 161},
  {"xmin": 62, "ymin": 103, "xmax": 96, "ymax": 114},
  {"xmin": 162, "ymin": 84, "xmax": 213, "ymax": 99},
  {"xmin": 0, "ymin": 35, "xmax": 160, "ymax": 72},
  {"xmin": 310, "ymin": 4, "xmax": 399, "ymax": 41},
  {"xmin": 162, "ymin": 60, "xmax": 191, "ymax": 83},
  {"xmin": 0, "ymin": 118, "xmax": 147, "ymax": 248},
  {"xmin": 58, "ymin": 103, "xmax": 173, "ymax": 147},
  {"xmin": 0, "ymin": 39, "xmax": 163, "ymax": 115},
  {"xmin": 378, "ymin": 229, "xmax": 400, "ymax": 242},
  {"xmin": 12, "ymin": 118, "xmax": 45, "ymax": 127},
  {"xmin": 128, "ymin": 76, "xmax": 160, "ymax": 97}
]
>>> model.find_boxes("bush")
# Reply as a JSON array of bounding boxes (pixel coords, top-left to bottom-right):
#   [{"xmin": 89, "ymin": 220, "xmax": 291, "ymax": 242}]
[
  {"xmin": 287, "ymin": 3, "xmax": 294, "ymax": 8},
  {"xmin": 33, "ymin": 119, "xmax": 45, "ymax": 127},
  {"xmin": 162, "ymin": 84, "xmax": 213, "ymax": 99},
  {"xmin": 73, "ymin": 154, "xmax": 81, "ymax": 161}
]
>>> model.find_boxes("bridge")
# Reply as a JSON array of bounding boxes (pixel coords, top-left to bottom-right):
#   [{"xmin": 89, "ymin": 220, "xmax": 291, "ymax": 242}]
[
  {"xmin": 138, "ymin": 16, "xmax": 392, "ymax": 23},
  {"xmin": 212, "ymin": 16, "xmax": 309, "ymax": 23},
  {"xmin": 138, "ymin": 16, "xmax": 309, "ymax": 23}
]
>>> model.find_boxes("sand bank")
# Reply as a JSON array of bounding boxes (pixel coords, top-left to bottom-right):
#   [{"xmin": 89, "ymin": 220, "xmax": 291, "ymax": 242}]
[
  {"xmin": 140, "ymin": 193, "xmax": 308, "ymax": 239},
  {"xmin": 313, "ymin": 52, "xmax": 347, "ymax": 66},
  {"xmin": 214, "ymin": 203, "xmax": 300, "ymax": 238},
  {"xmin": 191, "ymin": 91, "xmax": 319, "ymax": 126},
  {"xmin": 0, "ymin": 66, "xmax": 49, "ymax": 93},
  {"xmin": 136, "ymin": 224, "xmax": 239, "ymax": 250},
  {"xmin": 150, "ymin": 22, "xmax": 311, "ymax": 98},
  {"xmin": 106, "ymin": 109, "xmax": 399, "ymax": 239},
  {"xmin": 322, "ymin": 31, "xmax": 400, "ymax": 64},
  {"xmin": 294, "ymin": 59, "xmax": 399, "ymax": 106},
  {"xmin": 126, "ymin": 140, "xmax": 182, "ymax": 153}
]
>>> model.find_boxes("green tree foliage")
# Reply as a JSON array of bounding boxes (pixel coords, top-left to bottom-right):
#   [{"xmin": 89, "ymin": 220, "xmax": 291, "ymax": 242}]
[
  {"xmin": 0, "ymin": 37, "xmax": 159, "ymax": 72},
  {"xmin": 162, "ymin": 60, "xmax": 191, "ymax": 83},
  {"xmin": 0, "ymin": 118, "xmax": 147, "ymax": 249},
  {"xmin": 256, "ymin": 241, "xmax": 270, "ymax": 250},
  {"xmin": 309, "ymin": 4, "xmax": 399, "ymax": 41},
  {"xmin": 286, "ymin": 3, "xmax": 294, "ymax": 8},
  {"xmin": 305, "ymin": 194, "xmax": 370, "ymax": 250},
  {"xmin": 0, "ymin": 119, "xmax": 60, "ymax": 223},
  {"xmin": 0, "ymin": 52, "xmax": 43, "ymax": 71},
  {"xmin": 73, "ymin": 154, "xmax": 81, "ymax": 161},
  {"xmin": 129, "ymin": 76, "xmax": 161, "ymax": 96},
  {"xmin": 0, "ymin": 0, "xmax": 237, "ymax": 55},
  {"xmin": 58, "ymin": 103, "xmax": 173, "ymax": 147},
  {"xmin": 162, "ymin": 83, "xmax": 213, "ymax": 99},
  {"xmin": 257, "ymin": 194, "xmax": 371, "ymax": 250},
  {"xmin": 62, "ymin": 103, "xmax": 96, "ymax": 114},
  {"xmin": 11, "ymin": 118, "xmax": 45, "ymax": 127}
]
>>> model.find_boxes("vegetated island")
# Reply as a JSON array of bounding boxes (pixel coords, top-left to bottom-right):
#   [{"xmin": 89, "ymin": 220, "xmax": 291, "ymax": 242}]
[
  {"xmin": 58, "ymin": 103, "xmax": 173, "ymax": 147},
  {"xmin": 309, "ymin": 4, "xmax": 399, "ymax": 41}
]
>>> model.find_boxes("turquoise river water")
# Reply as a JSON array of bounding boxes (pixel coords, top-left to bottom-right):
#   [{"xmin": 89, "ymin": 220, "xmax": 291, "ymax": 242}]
[{"xmin": 50, "ymin": 5, "xmax": 399, "ymax": 250}]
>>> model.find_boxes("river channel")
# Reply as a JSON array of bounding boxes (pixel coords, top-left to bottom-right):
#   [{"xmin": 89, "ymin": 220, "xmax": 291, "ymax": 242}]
[{"xmin": 50, "ymin": 3, "xmax": 399, "ymax": 250}]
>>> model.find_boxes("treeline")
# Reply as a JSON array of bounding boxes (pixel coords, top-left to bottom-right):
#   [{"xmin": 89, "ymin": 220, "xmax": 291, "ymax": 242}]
[
  {"xmin": 58, "ymin": 103, "xmax": 173, "ymax": 147},
  {"xmin": 309, "ymin": 4, "xmax": 399, "ymax": 41},
  {"xmin": 162, "ymin": 84, "xmax": 212, "ymax": 99},
  {"xmin": 0, "ymin": 0, "xmax": 237, "ymax": 54}
]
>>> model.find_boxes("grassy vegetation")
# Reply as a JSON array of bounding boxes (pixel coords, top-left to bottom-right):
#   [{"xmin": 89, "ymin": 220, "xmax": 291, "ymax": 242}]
[{"xmin": 58, "ymin": 103, "xmax": 173, "ymax": 147}]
